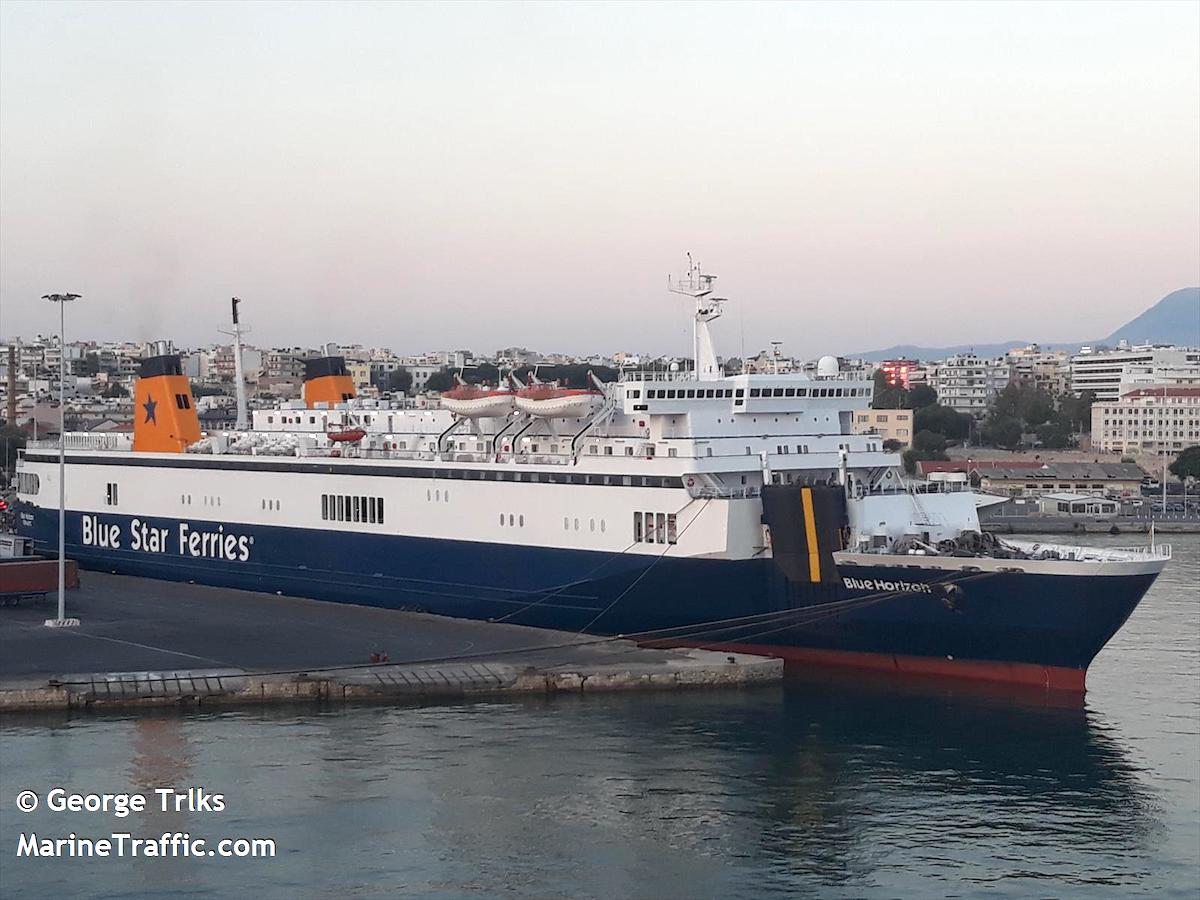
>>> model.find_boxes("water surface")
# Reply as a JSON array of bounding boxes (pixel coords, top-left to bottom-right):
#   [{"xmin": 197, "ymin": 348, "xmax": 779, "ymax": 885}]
[{"xmin": 2, "ymin": 535, "xmax": 1197, "ymax": 899}]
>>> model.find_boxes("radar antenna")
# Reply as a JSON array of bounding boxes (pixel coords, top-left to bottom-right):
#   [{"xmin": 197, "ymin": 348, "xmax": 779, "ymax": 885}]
[{"xmin": 668, "ymin": 255, "xmax": 726, "ymax": 381}]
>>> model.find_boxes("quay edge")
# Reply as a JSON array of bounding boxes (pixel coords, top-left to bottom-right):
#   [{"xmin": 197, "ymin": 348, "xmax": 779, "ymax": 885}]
[{"xmin": 0, "ymin": 650, "xmax": 783, "ymax": 714}]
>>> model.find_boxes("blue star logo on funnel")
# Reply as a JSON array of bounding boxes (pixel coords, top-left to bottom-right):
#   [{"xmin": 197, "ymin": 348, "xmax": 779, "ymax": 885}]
[{"xmin": 142, "ymin": 396, "xmax": 158, "ymax": 425}]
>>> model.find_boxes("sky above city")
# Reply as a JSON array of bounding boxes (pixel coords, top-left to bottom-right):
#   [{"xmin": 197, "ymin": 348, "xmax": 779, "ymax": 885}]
[{"xmin": 1, "ymin": 1, "xmax": 1197, "ymax": 360}]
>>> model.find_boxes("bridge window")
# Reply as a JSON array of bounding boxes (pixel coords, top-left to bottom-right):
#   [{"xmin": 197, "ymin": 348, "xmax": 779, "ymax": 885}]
[{"xmin": 750, "ymin": 389, "xmax": 761, "ymax": 398}]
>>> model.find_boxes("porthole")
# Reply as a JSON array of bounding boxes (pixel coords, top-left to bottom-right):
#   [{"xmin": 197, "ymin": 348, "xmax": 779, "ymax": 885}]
[
  {"xmin": 508, "ymin": 514, "xmax": 515, "ymax": 526},
  {"xmin": 427, "ymin": 490, "xmax": 432, "ymax": 501},
  {"xmin": 589, "ymin": 519, "xmax": 595, "ymax": 532},
  {"xmin": 500, "ymin": 513, "xmax": 505, "ymax": 526},
  {"xmin": 574, "ymin": 518, "xmax": 580, "ymax": 531},
  {"xmin": 600, "ymin": 520, "xmax": 606, "ymax": 533},
  {"xmin": 519, "ymin": 515, "xmax": 525, "ymax": 527},
  {"xmin": 563, "ymin": 517, "xmax": 569, "ymax": 530}
]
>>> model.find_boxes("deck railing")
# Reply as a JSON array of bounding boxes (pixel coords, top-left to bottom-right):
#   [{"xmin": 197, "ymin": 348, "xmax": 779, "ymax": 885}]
[
  {"xmin": 26, "ymin": 434, "xmax": 132, "ymax": 452},
  {"xmin": 1005, "ymin": 540, "xmax": 1172, "ymax": 562}
]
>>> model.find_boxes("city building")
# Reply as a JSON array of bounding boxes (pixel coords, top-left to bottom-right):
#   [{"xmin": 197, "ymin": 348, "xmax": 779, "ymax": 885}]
[
  {"xmin": 877, "ymin": 358, "xmax": 917, "ymax": 389},
  {"xmin": 852, "ymin": 409, "xmax": 914, "ymax": 447},
  {"xmin": 262, "ymin": 348, "xmax": 313, "ymax": 381},
  {"xmin": 347, "ymin": 361, "xmax": 373, "ymax": 390},
  {"xmin": 1005, "ymin": 344, "xmax": 1070, "ymax": 395},
  {"xmin": 1035, "ymin": 492, "xmax": 1121, "ymax": 517},
  {"xmin": 976, "ymin": 462, "xmax": 1145, "ymax": 498},
  {"xmin": 927, "ymin": 353, "xmax": 1012, "ymax": 417},
  {"xmin": 1117, "ymin": 364, "xmax": 1200, "ymax": 397},
  {"xmin": 1091, "ymin": 386, "xmax": 1200, "ymax": 457},
  {"xmin": 1070, "ymin": 345, "xmax": 1200, "ymax": 400}
]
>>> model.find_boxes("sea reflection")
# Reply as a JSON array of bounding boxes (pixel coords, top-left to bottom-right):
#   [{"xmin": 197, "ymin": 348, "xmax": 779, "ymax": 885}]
[{"xmin": 0, "ymin": 674, "xmax": 1174, "ymax": 899}]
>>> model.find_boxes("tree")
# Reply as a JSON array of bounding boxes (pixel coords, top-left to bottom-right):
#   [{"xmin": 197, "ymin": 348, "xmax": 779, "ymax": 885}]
[
  {"xmin": 0, "ymin": 425, "xmax": 26, "ymax": 481},
  {"xmin": 1169, "ymin": 445, "xmax": 1200, "ymax": 480},
  {"xmin": 914, "ymin": 404, "xmax": 970, "ymax": 442},
  {"xmin": 981, "ymin": 416, "xmax": 1023, "ymax": 449},
  {"xmin": 908, "ymin": 384, "xmax": 938, "ymax": 409},
  {"xmin": 901, "ymin": 430, "xmax": 950, "ymax": 474},
  {"xmin": 882, "ymin": 438, "xmax": 904, "ymax": 452},
  {"xmin": 1035, "ymin": 420, "xmax": 1071, "ymax": 449},
  {"xmin": 424, "ymin": 368, "xmax": 455, "ymax": 393},
  {"xmin": 991, "ymin": 383, "xmax": 1055, "ymax": 428},
  {"xmin": 1058, "ymin": 390, "xmax": 1096, "ymax": 433},
  {"xmin": 101, "ymin": 382, "xmax": 128, "ymax": 398},
  {"xmin": 384, "ymin": 367, "xmax": 413, "ymax": 394},
  {"xmin": 871, "ymin": 369, "xmax": 909, "ymax": 410}
]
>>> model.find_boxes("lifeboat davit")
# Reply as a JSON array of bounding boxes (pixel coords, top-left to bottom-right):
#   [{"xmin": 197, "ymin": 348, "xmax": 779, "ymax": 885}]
[
  {"xmin": 514, "ymin": 379, "xmax": 602, "ymax": 418},
  {"xmin": 440, "ymin": 383, "xmax": 516, "ymax": 418},
  {"xmin": 327, "ymin": 427, "xmax": 367, "ymax": 443}
]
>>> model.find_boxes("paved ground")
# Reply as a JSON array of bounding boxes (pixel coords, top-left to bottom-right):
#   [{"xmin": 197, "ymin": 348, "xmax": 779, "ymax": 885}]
[{"xmin": 0, "ymin": 574, "xmax": 779, "ymax": 708}]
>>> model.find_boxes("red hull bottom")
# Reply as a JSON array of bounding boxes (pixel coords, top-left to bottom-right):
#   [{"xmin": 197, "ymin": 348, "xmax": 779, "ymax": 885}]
[{"xmin": 652, "ymin": 641, "xmax": 1088, "ymax": 693}]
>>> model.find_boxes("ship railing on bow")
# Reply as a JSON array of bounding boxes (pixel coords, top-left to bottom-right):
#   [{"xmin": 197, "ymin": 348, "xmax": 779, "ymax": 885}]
[{"xmin": 1005, "ymin": 540, "xmax": 1173, "ymax": 562}]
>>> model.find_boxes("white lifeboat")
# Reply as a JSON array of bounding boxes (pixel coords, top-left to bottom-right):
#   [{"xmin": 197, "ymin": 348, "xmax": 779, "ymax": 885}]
[
  {"xmin": 440, "ymin": 381, "xmax": 515, "ymax": 418},
  {"xmin": 514, "ymin": 376, "xmax": 603, "ymax": 418}
]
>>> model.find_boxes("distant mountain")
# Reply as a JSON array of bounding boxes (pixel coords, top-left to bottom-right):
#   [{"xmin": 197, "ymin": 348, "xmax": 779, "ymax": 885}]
[
  {"xmin": 848, "ymin": 288, "xmax": 1199, "ymax": 362},
  {"xmin": 1102, "ymin": 288, "xmax": 1199, "ymax": 346}
]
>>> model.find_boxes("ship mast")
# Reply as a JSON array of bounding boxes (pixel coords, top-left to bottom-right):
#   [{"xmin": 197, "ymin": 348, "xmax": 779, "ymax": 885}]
[
  {"xmin": 218, "ymin": 297, "xmax": 250, "ymax": 431},
  {"xmin": 668, "ymin": 255, "xmax": 725, "ymax": 381}
]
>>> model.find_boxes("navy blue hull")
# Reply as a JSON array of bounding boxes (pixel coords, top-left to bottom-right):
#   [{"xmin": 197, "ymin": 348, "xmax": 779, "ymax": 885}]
[{"xmin": 14, "ymin": 506, "xmax": 1156, "ymax": 681}]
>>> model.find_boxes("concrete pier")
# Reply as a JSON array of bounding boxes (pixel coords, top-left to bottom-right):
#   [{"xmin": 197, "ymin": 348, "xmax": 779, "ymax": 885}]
[{"xmin": 0, "ymin": 573, "xmax": 781, "ymax": 713}]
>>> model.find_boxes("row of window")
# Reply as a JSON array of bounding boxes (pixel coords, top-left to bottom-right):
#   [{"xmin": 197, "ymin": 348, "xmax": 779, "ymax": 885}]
[
  {"xmin": 418, "ymin": 469, "xmax": 678, "ymax": 487},
  {"xmin": 629, "ymin": 386, "xmax": 870, "ymax": 401},
  {"xmin": 562, "ymin": 516, "xmax": 608, "ymax": 533},
  {"xmin": 633, "ymin": 511, "xmax": 678, "ymax": 545},
  {"xmin": 262, "ymin": 499, "xmax": 281, "ymax": 511},
  {"xmin": 1103, "ymin": 430, "xmax": 1199, "ymax": 438},
  {"xmin": 750, "ymin": 386, "xmax": 864, "ymax": 399},
  {"xmin": 105, "ymin": 482, "xmax": 119, "ymax": 506},
  {"xmin": 321, "ymin": 494, "xmax": 386, "ymax": 524},
  {"xmin": 630, "ymin": 388, "xmax": 740, "ymax": 400},
  {"xmin": 173, "ymin": 393, "xmax": 192, "ymax": 410},
  {"xmin": 172, "ymin": 494, "xmax": 225, "ymax": 506},
  {"xmin": 16, "ymin": 472, "xmax": 40, "ymax": 495}
]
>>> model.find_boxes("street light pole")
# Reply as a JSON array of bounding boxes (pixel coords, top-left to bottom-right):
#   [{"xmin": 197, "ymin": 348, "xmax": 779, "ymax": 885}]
[{"xmin": 41, "ymin": 293, "xmax": 81, "ymax": 628}]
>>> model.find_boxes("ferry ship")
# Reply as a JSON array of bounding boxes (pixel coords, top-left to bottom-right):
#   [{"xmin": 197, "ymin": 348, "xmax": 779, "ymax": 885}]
[{"xmin": 12, "ymin": 267, "xmax": 1170, "ymax": 691}]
